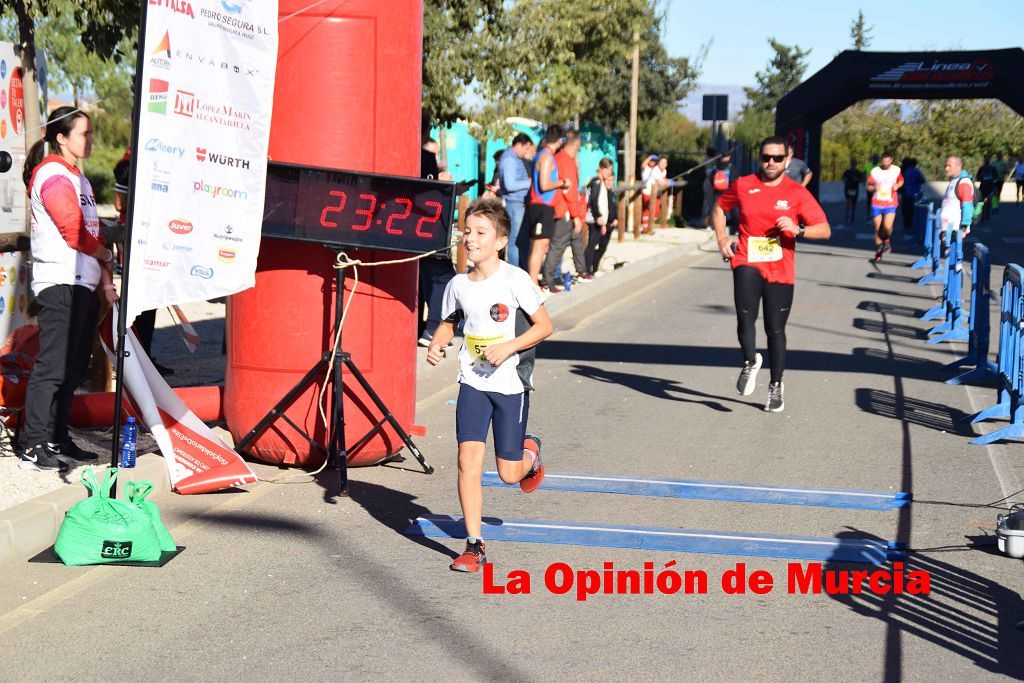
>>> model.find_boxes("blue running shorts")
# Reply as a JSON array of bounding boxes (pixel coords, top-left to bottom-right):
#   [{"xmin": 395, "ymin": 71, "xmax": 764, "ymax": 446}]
[
  {"xmin": 871, "ymin": 205, "xmax": 897, "ymax": 217},
  {"xmin": 455, "ymin": 384, "xmax": 530, "ymax": 460}
]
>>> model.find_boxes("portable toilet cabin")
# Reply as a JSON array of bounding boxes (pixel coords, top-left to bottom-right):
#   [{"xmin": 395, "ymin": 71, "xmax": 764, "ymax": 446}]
[
  {"xmin": 431, "ymin": 120, "xmax": 481, "ymax": 199},
  {"xmin": 577, "ymin": 122, "xmax": 619, "ymax": 187}
]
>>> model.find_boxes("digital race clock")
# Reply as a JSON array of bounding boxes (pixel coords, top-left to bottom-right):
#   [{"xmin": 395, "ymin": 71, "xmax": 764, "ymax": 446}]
[{"xmin": 261, "ymin": 161, "xmax": 456, "ymax": 254}]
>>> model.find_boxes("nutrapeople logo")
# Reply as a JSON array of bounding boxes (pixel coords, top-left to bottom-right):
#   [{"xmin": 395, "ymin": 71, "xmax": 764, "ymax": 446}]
[
  {"xmin": 148, "ymin": 79, "xmax": 169, "ymax": 114},
  {"xmin": 101, "ymin": 540, "xmax": 133, "ymax": 559}
]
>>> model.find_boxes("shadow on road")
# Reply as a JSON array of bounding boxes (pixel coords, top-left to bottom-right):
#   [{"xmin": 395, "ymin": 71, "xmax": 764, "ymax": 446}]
[
  {"xmin": 569, "ymin": 364, "xmax": 763, "ymax": 412},
  {"xmin": 854, "ymin": 388, "xmax": 976, "ymax": 436},
  {"xmin": 824, "ymin": 530, "xmax": 1024, "ymax": 681},
  {"xmin": 853, "ymin": 317, "xmax": 930, "ymax": 341}
]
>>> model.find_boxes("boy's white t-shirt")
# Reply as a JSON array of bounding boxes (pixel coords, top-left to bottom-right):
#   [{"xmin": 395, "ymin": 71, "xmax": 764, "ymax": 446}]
[{"xmin": 441, "ymin": 261, "xmax": 544, "ymax": 395}]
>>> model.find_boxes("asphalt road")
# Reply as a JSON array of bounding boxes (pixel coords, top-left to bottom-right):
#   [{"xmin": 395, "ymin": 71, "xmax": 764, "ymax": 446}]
[{"xmin": 2, "ymin": 204, "xmax": 1024, "ymax": 681}]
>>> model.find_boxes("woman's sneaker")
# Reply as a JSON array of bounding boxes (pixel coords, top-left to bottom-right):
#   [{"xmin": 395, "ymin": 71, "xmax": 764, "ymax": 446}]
[
  {"xmin": 765, "ymin": 381, "xmax": 785, "ymax": 413},
  {"xmin": 520, "ymin": 434, "xmax": 544, "ymax": 493},
  {"xmin": 450, "ymin": 540, "xmax": 487, "ymax": 572},
  {"xmin": 18, "ymin": 442, "xmax": 67, "ymax": 472},
  {"xmin": 54, "ymin": 439, "xmax": 99, "ymax": 466},
  {"xmin": 736, "ymin": 353, "xmax": 762, "ymax": 396}
]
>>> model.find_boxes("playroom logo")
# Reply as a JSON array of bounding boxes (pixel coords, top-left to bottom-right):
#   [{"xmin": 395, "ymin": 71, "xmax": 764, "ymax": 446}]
[
  {"xmin": 483, "ymin": 562, "xmax": 931, "ymax": 601},
  {"xmin": 193, "ymin": 179, "xmax": 248, "ymax": 200}
]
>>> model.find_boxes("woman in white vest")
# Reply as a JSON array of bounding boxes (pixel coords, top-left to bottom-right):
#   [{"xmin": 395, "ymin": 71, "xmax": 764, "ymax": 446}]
[{"xmin": 18, "ymin": 107, "xmax": 118, "ymax": 472}]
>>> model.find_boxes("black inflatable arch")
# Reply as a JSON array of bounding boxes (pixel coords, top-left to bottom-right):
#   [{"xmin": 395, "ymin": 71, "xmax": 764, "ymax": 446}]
[{"xmin": 775, "ymin": 48, "xmax": 1024, "ymax": 198}]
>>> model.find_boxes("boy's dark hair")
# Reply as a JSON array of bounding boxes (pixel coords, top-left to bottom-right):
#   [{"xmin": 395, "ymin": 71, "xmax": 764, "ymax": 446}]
[
  {"xmin": 598, "ymin": 157, "xmax": 614, "ymax": 169},
  {"xmin": 465, "ymin": 196, "xmax": 510, "ymax": 238},
  {"xmin": 881, "ymin": 151, "xmax": 894, "ymax": 159},
  {"xmin": 760, "ymin": 135, "xmax": 788, "ymax": 152},
  {"xmin": 511, "ymin": 132, "xmax": 533, "ymax": 147}
]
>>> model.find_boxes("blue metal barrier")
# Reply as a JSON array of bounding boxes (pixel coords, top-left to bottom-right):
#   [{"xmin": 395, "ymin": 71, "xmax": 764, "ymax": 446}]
[
  {"xmin": 969, "ymin": 264, "xmax": 1024, "ymax": 445},
  {"xmin": 917, "ymin": 207, "xmax": 945, "ymax": 285},
  {"xmin": 927, "ymin": 229, "xmax": 968, "ymax": 343},
  {"xmin": 947, "ymin": 241, "xmax": 997, "ymax": 385},
  {"xmin": 910, "ymin": 203, "xmax": 932, "ymax": 265}
]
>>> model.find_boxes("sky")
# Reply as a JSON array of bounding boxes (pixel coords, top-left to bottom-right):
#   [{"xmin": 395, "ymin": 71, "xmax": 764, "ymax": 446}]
[{"xmin": 663, "ymin": 0, "xmax": 1024, "ymax": 87}]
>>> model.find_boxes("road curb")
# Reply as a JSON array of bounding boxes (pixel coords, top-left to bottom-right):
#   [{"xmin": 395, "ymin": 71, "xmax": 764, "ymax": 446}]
[{"xmin": 0, "ymin": 454, "xmax": 168, "ymax": 566}]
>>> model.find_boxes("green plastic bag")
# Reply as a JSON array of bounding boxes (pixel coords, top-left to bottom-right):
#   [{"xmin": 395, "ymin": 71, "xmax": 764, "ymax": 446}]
[
  {"xmin": 126, "ymin": 480, "xmax": 176, "ymax": 553},
  {"xmin": 54, "ymin": 468, "xmax": 162, "ymax": 566}
]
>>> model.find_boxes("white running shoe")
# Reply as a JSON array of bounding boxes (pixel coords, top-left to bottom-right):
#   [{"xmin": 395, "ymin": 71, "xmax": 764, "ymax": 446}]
[
  {"xmin": 736, "ymin": 353, "xmax": 762, "ymax": 396},
  {"xmin": 765, "ymin": 381, "xmax": 785, "ymax": 413}
]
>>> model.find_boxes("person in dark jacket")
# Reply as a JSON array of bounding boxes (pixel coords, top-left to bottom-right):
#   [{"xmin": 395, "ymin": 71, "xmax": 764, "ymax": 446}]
[{"xmin": 583, "ymin": 157, "xmax": 618, "ymax": 278}]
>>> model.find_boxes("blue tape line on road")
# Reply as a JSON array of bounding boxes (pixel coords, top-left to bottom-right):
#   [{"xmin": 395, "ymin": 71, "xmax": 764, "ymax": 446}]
[
  {"xmin": 481, "ymin": 471, "xmax": 911, "ymax": 510},
  {"xmin": 406, "ymin": 515, "xmax": 899, "ymax": 565}
]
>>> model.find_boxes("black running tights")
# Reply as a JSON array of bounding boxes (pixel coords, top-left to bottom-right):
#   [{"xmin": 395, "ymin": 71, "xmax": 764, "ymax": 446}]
[{"xmin": 733, "ymin": 265, "xmax": 794, "ymax": 384}]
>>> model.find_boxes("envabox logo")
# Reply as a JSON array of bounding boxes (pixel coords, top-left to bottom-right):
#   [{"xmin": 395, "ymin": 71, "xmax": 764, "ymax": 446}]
[
  {"xmin": 172, "ymin": 48, "xmax": 258, "ymax": 78},
  {"xmin": 168, "ymin": 219, "xmax": 193, "ymax": 235},
  {"xmin": 149, "ymin": 0, "xmax": 194, "ymax": 20}
]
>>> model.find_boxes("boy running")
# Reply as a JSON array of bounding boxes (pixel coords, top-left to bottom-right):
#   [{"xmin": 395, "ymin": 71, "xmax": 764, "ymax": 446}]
[{"xmin": 427, "ymin": 197, "xmax": 554, "ymax": 573}]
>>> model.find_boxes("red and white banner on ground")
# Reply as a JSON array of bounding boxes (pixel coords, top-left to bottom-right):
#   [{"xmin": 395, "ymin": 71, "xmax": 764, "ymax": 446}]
[
  {"xmin": 126, "ymin": 0, "xmax": 278, "ymax": 323},
  {"xmin": 100, "ymin": 310, "xmax": 256, "ymax": 494}
]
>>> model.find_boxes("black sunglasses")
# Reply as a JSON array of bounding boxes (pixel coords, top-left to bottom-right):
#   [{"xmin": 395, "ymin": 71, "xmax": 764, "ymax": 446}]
[{"xmin": 760, "ymin": 154, "xmax": 787, "ymax": 163}]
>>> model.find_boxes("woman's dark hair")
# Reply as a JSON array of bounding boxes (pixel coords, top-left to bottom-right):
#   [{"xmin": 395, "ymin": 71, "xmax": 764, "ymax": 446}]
[{"xmin": 24, "ymin": 106, "xmax": 90, "ymax": 188}]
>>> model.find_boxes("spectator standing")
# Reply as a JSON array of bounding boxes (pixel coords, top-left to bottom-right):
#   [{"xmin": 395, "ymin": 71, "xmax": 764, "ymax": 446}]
[
  {"xmin": 418, "ymin": 136, "xmax": 456, "ymax": 346},
  {"xmin": 525, "ymin": 125, "xmax": 568, "ymax": 290},
  {"xmin": 900, "ymin": 157, "xmax": 926, "ymax": 233},
  {"xmin": 543, "ymin": 130, "xmax": 587, "ymax": 289},
  {"xmin": 640, "ymin": 154, "xmax": 666, "ymax": 234},
  {"xmin": 1013, "ymin": 157, "xmax": 1024, "ymax": 203},
  {"xmin": 939, "ymin": 155, "xmax": 975, "ymax": 239},
  {"xmin": 584, "ymin": 157, "xmax": 618, "ymax": 278},
  {"xmin": 497, "ymin": 133, "xmax": 534, "ymax": 268},
  {"xmin": 841, "ymin": 159, "xmax": 864, "ymax": 224},
  {"xmin": 19, "ymin": 107, "xmax": 117, "ymax": 471}
]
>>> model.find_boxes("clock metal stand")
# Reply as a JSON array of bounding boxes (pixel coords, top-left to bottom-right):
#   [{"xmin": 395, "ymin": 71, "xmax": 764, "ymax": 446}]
[{"xmin": 234, "ymin": 247, "xmax": 435, "ymax": 495}]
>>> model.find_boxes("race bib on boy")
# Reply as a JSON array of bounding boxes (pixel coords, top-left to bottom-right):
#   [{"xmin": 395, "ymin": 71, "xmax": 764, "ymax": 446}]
[
  {"xmin": 748, "ymin": 236, "xmax": 783, "ymax": 263},
  {"xmin": 465, "ymin": 333, "xmax": 506, "ymax": 364}
]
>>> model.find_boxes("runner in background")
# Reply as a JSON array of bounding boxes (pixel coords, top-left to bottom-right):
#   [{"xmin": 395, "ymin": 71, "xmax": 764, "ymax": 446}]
[
  {"xmin": 783, "ymin": 150, "xmax": 812, "ymax": 188},
  {"xmin": 713, "ymin": 136, "xmax": 830, "ymax": 413},
  {"xmin": 867, "ymin": 153, "xmax": 903, "ymax": 263},
  {"xmin": 993, "ymin": 152, "xmax": 1009, "ymax": 215},
  {"xmin": 976, "ymin": 155, "xmax": 998, "ymax": 222},
  {"xmin": 1013, "ymin": 156, "xmax": 1024, "ymax": 203},
  {"xmin": 841, "ymin": 159, "xmax": 864, "ymax": 225}
]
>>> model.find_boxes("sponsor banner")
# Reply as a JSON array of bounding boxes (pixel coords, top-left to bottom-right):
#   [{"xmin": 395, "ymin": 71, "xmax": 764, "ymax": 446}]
[
  {"xmin": 127, "ymin": 0, "xmax": 278, "ymax": 323},
  {"xmin": 0, "ymin": 41, "xmax": 27, "ymax": 235},
  {"xmin": 100, "ymin": 309, "xmax": 256, "ymax": 495}
]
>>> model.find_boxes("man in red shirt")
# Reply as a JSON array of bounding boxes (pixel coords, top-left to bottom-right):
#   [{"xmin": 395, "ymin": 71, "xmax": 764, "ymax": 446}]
[
  {"xmin": 712, "ymin": 136, "xmax": 831, "ymax": 413},
  {"xmin": 542, "ymin": 130, "xmax": 587, "ymax": 290}
]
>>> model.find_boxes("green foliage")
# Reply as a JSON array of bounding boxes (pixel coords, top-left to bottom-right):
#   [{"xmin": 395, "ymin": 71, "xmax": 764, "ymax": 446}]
[
  {"xmin": 637, "ymin": 107, "xmax": 707, "ymax": 153},
  {"xmin": 424, "ymin": 0, "xmax": 700, "ymax": 135},
  {"xmin": 849, "ymin": 10, "xmax": 872, "ymax": 50},
  {"xmin": 733, "ymin": 38, "xmax": 810, "ymax": 146},
  {"xmin": 820, "ymin": 100, "xmax": 1023, "ymax": 181}
]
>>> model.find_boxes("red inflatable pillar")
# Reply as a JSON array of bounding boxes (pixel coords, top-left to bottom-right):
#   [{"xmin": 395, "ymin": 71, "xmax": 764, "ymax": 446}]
[{"xmin": 223, "ymin": 1, "xmax": 424, "ymax": 467}]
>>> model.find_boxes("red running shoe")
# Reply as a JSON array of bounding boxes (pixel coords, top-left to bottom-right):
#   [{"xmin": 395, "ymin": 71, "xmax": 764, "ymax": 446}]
[
  {"xmin": 520, "ymin": 434, "xmax": 544, "ymax": 493},
  {"xmin": 450, "ymin": 540, "xmax": 487, "ymax": 572}
]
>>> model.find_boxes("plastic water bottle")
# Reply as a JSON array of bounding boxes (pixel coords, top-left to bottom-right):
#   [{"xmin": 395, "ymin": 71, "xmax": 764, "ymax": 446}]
[
  {"xmin": 563, "ymin": 272, "xmax": 572, "ymax": 292},
  {"xmin": 120, "ymin": 417, "xmax": 138, "ymax": 468}
]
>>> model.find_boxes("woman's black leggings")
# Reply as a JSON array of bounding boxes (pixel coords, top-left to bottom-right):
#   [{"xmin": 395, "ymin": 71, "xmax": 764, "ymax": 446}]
[{"xmin": 733, "ymin": 265, "xmax": 794, "ymax": 384}]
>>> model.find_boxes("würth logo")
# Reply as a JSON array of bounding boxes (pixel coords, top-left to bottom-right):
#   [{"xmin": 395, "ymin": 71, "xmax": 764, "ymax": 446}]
[{"xmin": 195, "ymin": 147, "xmax": 250, "ymax": 169}]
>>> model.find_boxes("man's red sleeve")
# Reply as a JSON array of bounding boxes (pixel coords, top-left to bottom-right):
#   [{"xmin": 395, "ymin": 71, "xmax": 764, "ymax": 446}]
[
  {"xmin": 716, "ymin": 182, "xmax": 738, "ymax": 212},
  {"xmin": 39, "ymin": 175, "xmax": 103, "ymax": 254},
  {"xmin": 956, "ymin": 180, "xmax": 975, "ymax": 202},
  {"xmin": 798, "ymin": 189, "xmax": 828, "ymax": 225}
]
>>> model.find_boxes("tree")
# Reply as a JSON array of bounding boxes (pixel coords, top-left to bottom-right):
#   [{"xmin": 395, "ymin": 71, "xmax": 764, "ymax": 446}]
[
  {"xmin": 421, "ymin": 0, "xmax": 502, "ymax": 126},
  {"xmin": 734, "ymin": 38, "xmax": 810, "ymax": 144},
  {"xmin": 637, "ymin": 107, "xmax": 706, "ymax": 153},
  {"xmin": 0, "ymin": 0, "xmax": 138, "ymax": 153},
  {"xmin": 849, "ymin": 10, "xmax": 872, "ymax": 51}
]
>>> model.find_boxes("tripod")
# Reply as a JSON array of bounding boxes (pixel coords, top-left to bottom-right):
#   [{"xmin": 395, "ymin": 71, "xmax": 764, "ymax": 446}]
[{"xmin": 235, "ymin": 247, "xmax": 434, "ymax": 494}]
